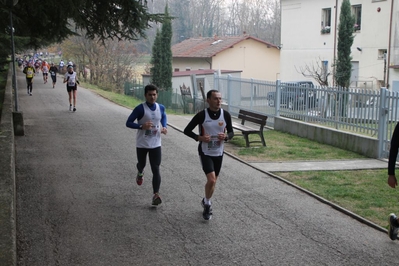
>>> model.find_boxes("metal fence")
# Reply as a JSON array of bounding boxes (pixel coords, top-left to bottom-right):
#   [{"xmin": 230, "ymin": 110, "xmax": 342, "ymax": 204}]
[
  {"xmin": 123, "ymin": 75, "xmax": 399, "ymax": 158},
  {"xmin": 213, "ymin": 74, "xmax": 399, "ymax": 159},
  {"xmin": 124, "ymin": 80, "xmax": 193, "ymax": 113}
]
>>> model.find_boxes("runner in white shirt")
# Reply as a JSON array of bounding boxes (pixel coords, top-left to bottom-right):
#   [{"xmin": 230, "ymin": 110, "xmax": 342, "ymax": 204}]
[
  {"xmin": 184, "ymin": 90, "xmax": 234, "ymax": 220},
  {"xmin": 63, "ymin": 65, "xmax": 80, "ymax": 112}
]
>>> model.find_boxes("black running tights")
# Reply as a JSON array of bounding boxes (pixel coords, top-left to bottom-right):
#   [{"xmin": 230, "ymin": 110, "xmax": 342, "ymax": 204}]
[{"xmin": 136, "ymin": 146, "xmax": 162, "ymax": 194}]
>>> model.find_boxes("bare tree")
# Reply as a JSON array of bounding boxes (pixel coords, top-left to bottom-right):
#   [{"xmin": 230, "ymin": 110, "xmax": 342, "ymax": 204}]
[
  {"xmin": 296, "ymin": 58, "xmax": 330, "ymax": 87},
  {"xmin": 61, "ymin": 31, "xmax": 140, "ymax": 93}
]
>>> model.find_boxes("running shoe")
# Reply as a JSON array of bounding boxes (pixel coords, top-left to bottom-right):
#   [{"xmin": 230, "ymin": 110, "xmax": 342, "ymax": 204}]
[
  {"xmin": 136, "ymin": 172, "xmax": 144, "ymax": 186},
  {"xmin": 152, "ymin": 193, "xmax": 162, "ymax": 206},
  {"xmin": 29, "ymin": 93, "xmax": 32, "ymax": 96},
  {"xmin": 201, "ymin": 199, "xmax": 212, "ymax": 220},
  {"xmin": 388, "ymin": 213, "xmax": 399, "ymax": 240},
  {"xmin": 69, "ymin": 105, "xmax": 72, "ymax": 111},
  {"xmin": 73, "ymin": 107, "xmax": 76, "ymax": 112}
]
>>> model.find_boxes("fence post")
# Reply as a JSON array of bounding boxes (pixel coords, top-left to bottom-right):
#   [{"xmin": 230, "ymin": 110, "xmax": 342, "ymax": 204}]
[
  {"xmin": 191, "ymin": 74, "xmax": 197, "ymax": 112},
  {"xmin": 378, "ymin": 87, "xmax": 388, "ymax": 158},
  {"xmin": 275, "ymin": 80, "xmax": 281, "ymax": 117},
  {"xmin": 227, "ymin": 74, "xmax": 232, "ymax": 113},
  {"xmin": 214, "ymin": 73, "xmax": 218, "ymax": 91},
  {"xmin": 250, "ymin": 78, "xmax": 254, "ymax": 109}
]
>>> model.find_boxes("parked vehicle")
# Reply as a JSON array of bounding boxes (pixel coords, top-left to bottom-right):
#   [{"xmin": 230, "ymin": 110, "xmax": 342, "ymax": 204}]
[{"xmin": 267, "ymin": 81, "xmax": 316, "ymax": 109}]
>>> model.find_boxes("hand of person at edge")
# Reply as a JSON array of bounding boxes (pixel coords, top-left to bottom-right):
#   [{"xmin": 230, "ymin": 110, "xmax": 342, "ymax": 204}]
[{"xmin": 388, "ymin": 175, "xmax": 398, "ymax": 188}]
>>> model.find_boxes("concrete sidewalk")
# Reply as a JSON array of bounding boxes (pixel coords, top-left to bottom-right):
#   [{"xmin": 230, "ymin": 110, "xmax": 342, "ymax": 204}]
[{"xmin": 166, "ymin": 114, "xmax": 388, "ymax": 172}]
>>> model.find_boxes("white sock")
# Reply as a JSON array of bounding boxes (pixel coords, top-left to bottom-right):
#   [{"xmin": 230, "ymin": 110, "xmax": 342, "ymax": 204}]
[{"xmin": 204, "ymin": 198, "xmax": 211, "ymax": 205}]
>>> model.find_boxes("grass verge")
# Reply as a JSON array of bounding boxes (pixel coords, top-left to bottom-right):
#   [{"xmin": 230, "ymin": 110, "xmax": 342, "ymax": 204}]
[{"xmin": 84, "ymin": 83, "xmax": 391, "ymax": 230}]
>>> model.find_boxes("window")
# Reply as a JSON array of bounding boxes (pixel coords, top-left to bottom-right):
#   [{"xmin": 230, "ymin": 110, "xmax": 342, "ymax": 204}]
[
  {"xmin": 322, "ymin": 61, "xmax": 328, "ymax": 80},
  {"xmin": 321, "ymin": 8, "xmax": 331, "ymax": 34},
  {"xmin": 321, "ymin": 8, "xmax": 331, "ymax": 27},
  {"xmin": 378, "ymin": 49, "xmax": 387, "ymax": 60},
  {"xmin": 352, "ymin": 5, "xmax": 362, "ymax": 31}
]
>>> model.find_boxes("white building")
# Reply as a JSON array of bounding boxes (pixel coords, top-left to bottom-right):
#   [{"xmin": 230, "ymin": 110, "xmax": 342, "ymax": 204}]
[{"xmin": 280, "ymin": 0, "xmax": 399, "ymax": 91}]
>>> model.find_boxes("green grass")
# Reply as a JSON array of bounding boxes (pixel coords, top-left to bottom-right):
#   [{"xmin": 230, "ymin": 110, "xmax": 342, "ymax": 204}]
[
  {"xmin": 228, "ymin": 131, "xmax": 365, "ymax": 161},
  {"xmin": 83, "ymin": 83, "xmax": 392, "ymax": 230},
  {"xmin": 278, "ymin": 169, "xmax": 393, "ymax": 229},
  {"xmin": 81, "ymin": 82, "xmax": 142, "ymax": 108}
]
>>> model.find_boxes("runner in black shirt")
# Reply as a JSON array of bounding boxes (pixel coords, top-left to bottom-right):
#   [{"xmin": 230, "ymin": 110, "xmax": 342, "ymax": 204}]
[{"xmin": 184, "ymin": 90, "xmax": 234, "ymax": 220}]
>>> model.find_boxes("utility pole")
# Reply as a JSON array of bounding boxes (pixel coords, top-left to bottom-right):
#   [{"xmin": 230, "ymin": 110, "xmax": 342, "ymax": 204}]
[{"xmin": 383, "ymin": 52, "xmax": 387, "ymax": 87}]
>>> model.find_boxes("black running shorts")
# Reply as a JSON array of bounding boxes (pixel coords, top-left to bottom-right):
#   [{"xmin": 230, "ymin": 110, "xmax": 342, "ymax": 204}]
[
  {"xmin": 67, "ymin": 85, "xmax": 77, "ymax": 92},
  {"xmin": 199, "ymin": 154, "xmax": 223, "ymax": 176}
]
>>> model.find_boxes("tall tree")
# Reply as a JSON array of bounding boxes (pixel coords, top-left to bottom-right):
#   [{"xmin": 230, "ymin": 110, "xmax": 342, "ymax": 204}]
[
  {"xmin": 150, "ymin": 4, "xmax": 172, "ymax": 91},
  {"xmin": 335, "ymin": 0, "xmax": 355, "ymax": 88},
  {"xmin": 334, "ymin": 0, "xmax": 355, "ymax": 117},
  {"xmin": 160, "ymin": 4, "xmax": 173, "ymax": 91},
  {"xmin": 150, "ymin": 29, "xmax": 163, "ymax": 87}
]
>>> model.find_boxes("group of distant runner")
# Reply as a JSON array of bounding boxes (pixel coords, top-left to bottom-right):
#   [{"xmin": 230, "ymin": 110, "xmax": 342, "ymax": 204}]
[{"xmin": 21, "ymin": 57, "xmax": 79, "ymax": 112}]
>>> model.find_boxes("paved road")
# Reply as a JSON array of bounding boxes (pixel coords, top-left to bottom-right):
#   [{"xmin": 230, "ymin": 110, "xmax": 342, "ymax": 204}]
[{"xmin": 14, "ymin": 72, "xmax": 399, "ymax": 265}]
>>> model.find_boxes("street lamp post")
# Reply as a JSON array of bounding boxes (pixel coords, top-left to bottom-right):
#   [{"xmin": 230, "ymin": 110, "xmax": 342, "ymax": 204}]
[
  {"xmin": 9, "ymin": 0, "xmax": 18, "ymax": 111},
  {"xmin": 8, "ymin": 0, "xmax": 24, "ymax": 136}
]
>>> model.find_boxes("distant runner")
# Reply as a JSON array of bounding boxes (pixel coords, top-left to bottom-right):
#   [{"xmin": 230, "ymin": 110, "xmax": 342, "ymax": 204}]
[
  {"xmin": 23, "ymin": 62, "xmax": 35, "ymax": 96},
  {"xmin": 49, "ymin": 63, "xmax": 58, "ymax": 88}
]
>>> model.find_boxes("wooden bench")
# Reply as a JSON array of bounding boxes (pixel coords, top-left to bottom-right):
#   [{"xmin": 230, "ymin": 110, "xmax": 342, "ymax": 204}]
[{"xmin": 232, "ymin": 109, "xmax": 268, "ymax": 147}]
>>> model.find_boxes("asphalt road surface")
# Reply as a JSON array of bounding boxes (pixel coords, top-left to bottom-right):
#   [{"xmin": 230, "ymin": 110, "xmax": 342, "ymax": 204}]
[{"xmin": 14, "ymin": 72, "xmax": 399, "ymax": 266}]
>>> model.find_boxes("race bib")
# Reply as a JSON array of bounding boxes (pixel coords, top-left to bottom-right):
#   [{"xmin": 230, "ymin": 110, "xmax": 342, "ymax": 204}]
[
  {"xmin": 207, "ymin": 135, "xmax": 221, "ymax": 150},
  {"xmin": 50, "ymin": 71, "xmax": 55, "ymax": 76},
  {"xmin": 68, "ymin": 78, "xmax": 75, "ymax": 86},
  {"xmin": 144, "ymin": 125, "xmax": 159, "ymax": 137}
]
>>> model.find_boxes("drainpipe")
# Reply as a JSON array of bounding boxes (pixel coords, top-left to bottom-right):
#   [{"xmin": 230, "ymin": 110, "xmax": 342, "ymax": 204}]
[
  {"xmin": 333, "ymin": 0, "xmax": 339, "ymax": 86},
  {"xmin": 386, "ymin": 0, "xmax": 394, "ymax": 89},
  {"xmin": 205, "ymin": 58, "xmax": 212, "ymax": 69}
]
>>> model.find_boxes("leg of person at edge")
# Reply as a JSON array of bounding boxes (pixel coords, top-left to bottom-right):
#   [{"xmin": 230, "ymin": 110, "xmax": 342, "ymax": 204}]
[
  {"xmin": 388, "ymin": 122, "xmax": 399, "ymax": 240},
  {"xmin": 184, "ymin": 90, "xmax": 234, "ymax": 220},
  {"xmin": 126, "ymin": 84, "xmax": 168, "ymax": 206}
]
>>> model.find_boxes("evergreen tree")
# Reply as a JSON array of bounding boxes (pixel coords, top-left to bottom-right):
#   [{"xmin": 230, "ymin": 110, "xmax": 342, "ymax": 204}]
[
  {"xmin": 150, "ymin": 4, "xmax": 173, "ymax": 92},
  {"xmin": 160, "ymin": 4, "xmax": 173, "ymax": 91},
  {"xmin": 334, "ymin": 0, "xmax": 355, "ymax": 117},
  {"xmin": 150, "ymin": 29, "xmax": 163, "ymax": 87},
  {"xmin": 335, "ymin": 0, "xmax": 355, "ymax": 88}
]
